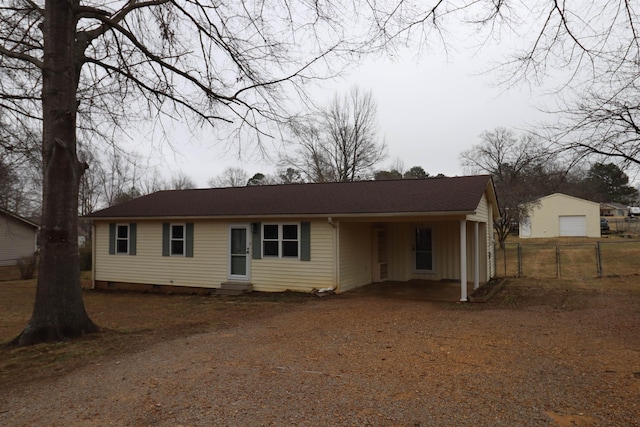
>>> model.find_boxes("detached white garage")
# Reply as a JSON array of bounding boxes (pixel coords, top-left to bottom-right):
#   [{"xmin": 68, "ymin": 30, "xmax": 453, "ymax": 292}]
[{"xmin": 520, "ymin": 193, "xmax": 601, "ymax": 238}]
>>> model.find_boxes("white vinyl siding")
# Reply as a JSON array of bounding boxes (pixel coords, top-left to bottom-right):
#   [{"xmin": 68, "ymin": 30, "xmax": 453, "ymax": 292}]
[
  {"xmin": 467, "ymin": 193, "xmax": 489, "ymax": 222},
  {"xmin": 426, "ymin": 221, "xmax": 459, "ymax": 281},
  {"xmin": 95, "ymin": 219, "xmax": 334, "ymax": 292},
  {"xmin": 92, "ymin": 185, "xmax": 499, "ymax": 291},
  {"xmin": 385, "ymin": 222, "xmax": 412, "ymax": 281},
  {"xmin": 338, "ymin": 222, "xmax": 373, "ymax": 292},
  {"xmin": 469, "ymin": 195, "xmax": 494, "ymax": 280},
  {"xmin": 96, "ymin": 220, "xmax": 228, "ymax": 288},
  {"xmin": 463, "ymin": 221, "xmax": 489, "ymax": 284},
  {"xmin": 479, "ymin": 222, "xmax": 491, "ymax": 281},
  {"xmin": 0, "ymin": 214, "xmax": 37, "ymax": 267},
  {"xmin": 384, "ymin": 220, "xmax": 490, "ymax": 283},
  {"xmin": 252, "ymin": 220, "xmax": 335, "ymax": 292}
]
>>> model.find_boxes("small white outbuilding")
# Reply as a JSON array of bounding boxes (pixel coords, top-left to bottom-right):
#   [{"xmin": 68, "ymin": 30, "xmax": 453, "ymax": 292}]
[
  {"xmin": 520, "ymin": 193, "xmax": 601, "ymax": 238},
  {"xmin": 0, "ymin": 208, "xmax": 39, "ymax": 266}
]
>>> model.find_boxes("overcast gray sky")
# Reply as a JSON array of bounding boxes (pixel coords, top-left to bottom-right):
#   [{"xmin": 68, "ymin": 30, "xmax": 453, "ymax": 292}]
[{"xmin": 133, "ymin": 26, "xmax": 556, "ymax": 188}]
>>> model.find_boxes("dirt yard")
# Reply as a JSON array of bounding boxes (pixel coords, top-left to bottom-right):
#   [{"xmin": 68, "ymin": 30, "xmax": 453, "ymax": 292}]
[{"xmin": 1, "ymin": 277, "xmax": 639, "ymax": 426}]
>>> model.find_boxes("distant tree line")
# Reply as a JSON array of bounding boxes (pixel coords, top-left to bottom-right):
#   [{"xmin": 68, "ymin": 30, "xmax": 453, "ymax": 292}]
[
  {"xmin": 461, "ymin": 127, "xmax": 640, "ymax": 247},
  {"xmin": 373, "ymin": 165, "xmax": 445, "ymax": 180}
]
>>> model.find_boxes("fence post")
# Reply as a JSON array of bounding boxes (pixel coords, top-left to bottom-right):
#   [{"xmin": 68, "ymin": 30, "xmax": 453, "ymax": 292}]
[
  {"xmin": 517, "ymin": 243, "xmax": 522, "ymax": 277},
  {"xmin": 596, "ymin": 241, "xmax": 602, "ymax": 278},
  {"xmin": 556, "ymin": 245, "xmax": 561, "ymax": 278}
]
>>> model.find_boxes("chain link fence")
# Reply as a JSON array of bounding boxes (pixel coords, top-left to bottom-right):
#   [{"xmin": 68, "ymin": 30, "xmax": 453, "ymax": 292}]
[{"xmin": 495, "ymin": 239, "xmax": 640, "ymax": 279}]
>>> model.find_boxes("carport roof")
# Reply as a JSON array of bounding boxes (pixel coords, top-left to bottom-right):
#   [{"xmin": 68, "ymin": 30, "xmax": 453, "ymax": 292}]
[{"xmin": 86, "ymin": 175, "xmax": 497, "ymax": 219}]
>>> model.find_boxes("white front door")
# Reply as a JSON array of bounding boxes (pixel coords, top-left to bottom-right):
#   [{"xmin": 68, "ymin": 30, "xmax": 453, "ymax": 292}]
[{"xmin": 229, "ymin": 225, "xmax": 250, "ymax": 281}]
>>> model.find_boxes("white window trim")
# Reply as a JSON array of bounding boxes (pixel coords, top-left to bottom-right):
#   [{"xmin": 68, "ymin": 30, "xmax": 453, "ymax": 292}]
[
  {"xmin": 115, "ymin": 223, "xmax": 129, "ymax": 255},
  {"xmin": 262, "ymin": 223, "xmax": 300, "ymax": 259},
  {"xmin": 262, "ymin": 223, "xmax": 280, "ymax": 258},
  {"xmin": 170, "ymin": 223, "xmax": 186, "ymax": 256}
]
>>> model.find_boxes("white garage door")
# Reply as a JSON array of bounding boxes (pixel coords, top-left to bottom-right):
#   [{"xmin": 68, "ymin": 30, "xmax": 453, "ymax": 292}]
[{"xmin": 559, "ymin": 215, "xmax": 587, "ymax": 236}]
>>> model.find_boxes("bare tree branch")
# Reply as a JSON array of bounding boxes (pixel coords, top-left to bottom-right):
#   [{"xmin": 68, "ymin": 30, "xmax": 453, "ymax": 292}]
[{"xmin": 282, "ymin": 86, "xmax": 386, "ymax": 182}]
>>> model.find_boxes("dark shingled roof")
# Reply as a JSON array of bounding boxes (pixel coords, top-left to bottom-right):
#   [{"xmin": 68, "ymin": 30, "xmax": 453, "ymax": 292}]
[{"xmin": 86, "ymin": 175, "xmax": 495, "ymax": 219}]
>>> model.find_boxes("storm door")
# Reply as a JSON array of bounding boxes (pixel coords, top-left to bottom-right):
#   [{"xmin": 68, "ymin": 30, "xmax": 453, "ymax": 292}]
[{"xmin": 229, "ymin": 225, "xmax": 250, "ymax": 280}]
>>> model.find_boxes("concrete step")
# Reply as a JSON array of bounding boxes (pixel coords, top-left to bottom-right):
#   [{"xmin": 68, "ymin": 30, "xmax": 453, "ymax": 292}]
[
  {"xmin": 214, "ymin": 288, "xmax": 246, "ymax": 296},
  {"xmin": 215, "ymin": 282, "xmax": 253, "ymax": 295}
]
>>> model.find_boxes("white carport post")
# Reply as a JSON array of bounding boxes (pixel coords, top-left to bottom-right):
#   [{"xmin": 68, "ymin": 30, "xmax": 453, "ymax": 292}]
[
  {"xmin": 474, "ymin": 222, "xmax": 480, "ymax": 290},
  {"xmin": 460, "ymin": 219, "xmax": 467, "ymax": 301}
]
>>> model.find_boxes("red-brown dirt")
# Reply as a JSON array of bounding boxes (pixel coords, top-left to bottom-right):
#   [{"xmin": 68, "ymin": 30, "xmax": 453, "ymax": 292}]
[{"xmin": 1, "ymin": 277, "xmax": 639, "ymax": 426}]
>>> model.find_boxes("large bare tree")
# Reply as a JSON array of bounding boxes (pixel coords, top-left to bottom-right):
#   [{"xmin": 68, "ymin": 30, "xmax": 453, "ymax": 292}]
[
  {"xmin": 0, "ymin": 0, "xmax": 391, "ymax": 345},
  {"xmin": 460, "ymin": 127, "xmax": 564, "ymax": 247},
  {"xmin": 208, "ymin": 167, "xmax": 250, "ymax": 188},
  {"xmin": 483, "ymin": 2, "xmax": 640, "ymax": 170},
  {"xmin": 362, "ymin": 2, "xmax": 640, "ymax": 171},
  {"xmin": 373, "ymin": 1, "xmax": 640, "ymax": 171},
  {"xmin": 4, "ymin": 0, "xmax": 616, "ymax": 345},
  {"xmin": 284, "ymin": 86, "xmax": 386, "ymax": 182},
  {"xmin": 547, "ymin": 83, "xmax": 640, "ymax": 170},
  {"xmin": 0, "ymin": 114, "xmax": 41, "ymax": 216}
]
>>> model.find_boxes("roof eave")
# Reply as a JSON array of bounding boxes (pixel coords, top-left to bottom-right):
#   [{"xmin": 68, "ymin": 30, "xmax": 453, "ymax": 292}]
[
  {"xmin": 86, "ymin": 210, "xmax": 478, "ymax": 222},
  {"xmin": 0, "ymin": 208, "xmax": 40, "ymax": 229}
]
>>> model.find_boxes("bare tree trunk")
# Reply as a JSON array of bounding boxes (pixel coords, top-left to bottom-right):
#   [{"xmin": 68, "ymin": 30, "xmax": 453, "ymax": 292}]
[{"xmin": 12, "ymin": 0, "xmax": 98, "ymax": 346}]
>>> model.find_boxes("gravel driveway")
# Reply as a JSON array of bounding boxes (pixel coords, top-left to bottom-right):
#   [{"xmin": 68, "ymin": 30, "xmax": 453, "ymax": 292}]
[{"xmin": 1, "ymin": 281, "xmax": 639, "ymax": 426}]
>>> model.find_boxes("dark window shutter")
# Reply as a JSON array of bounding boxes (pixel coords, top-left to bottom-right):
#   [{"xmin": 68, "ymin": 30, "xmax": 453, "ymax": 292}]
[
  {"xmin": 162, "ymin": 223, "xmax": 170, "ymax": 256},
  {"xmin": 300, "ymin": 221, "xmax": 311, "ymax": 261},
  {"xmin": 108, "ymin": 223, "xmax": 116, "ymax": 255},
  {"xmin": 252, "ymin": 222, "xmax": 261, "ymax": 259},
  {"xmin": 129, "ymin": 223, "xmax": 137, "ymax": 255},
  {"xmin": 186, "ymin": 223, "xmax": 194, "ymax": 257}
]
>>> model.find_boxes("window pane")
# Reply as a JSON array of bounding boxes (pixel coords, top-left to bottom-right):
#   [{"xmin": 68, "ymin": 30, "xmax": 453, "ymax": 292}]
[
  {"xmin": 415, "ymin": 228, "xmax": 432, "ymax": 270},
  {"xmin": 172, "ymin": 225, "xmax": 184, "ymax": 239},
  {"xmin": 263, "ymin": 224, "xmax": 278, "ymax": 239},
  {"xmin": 116, "ymin": 239, "xmax": 128, "ymax": 254},
  {"xmin": 231, "ymin": 229, "xmax": 246, "ymax": 254},
  {"xmin": 117, "ymin": 225, "xmax": 128, "ymax": 239},
  {"xmin": 282, "ymin": 224, "xmax": 298, "ymax": 240},
  {"xmin": 263, "ymin": 241, "xmax": 279, "ymax": 256},
  {"xmin": 231, "ymin": 255, "xmax": 246, "ymax": 275},
  {"xmin": 416, "ymin": 228, "xmax": 432, "ymax": 251},
  {"xmin": 171, "ymin": 240, "xmax": 184, "ymax": 255},
  {"xmin": 282, "ymin": 241, "xmax": 298, "ymax": 257},
  {"xmin": 416, "ymin": 252, "xmax": 432, "ymax": 270}
]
